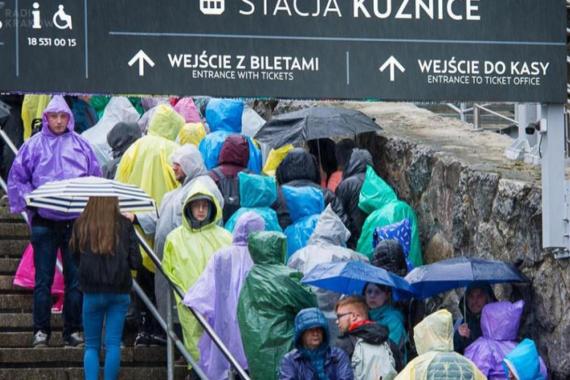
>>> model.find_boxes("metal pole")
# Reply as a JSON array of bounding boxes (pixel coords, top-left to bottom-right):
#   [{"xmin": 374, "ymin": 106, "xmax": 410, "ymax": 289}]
[
  {"xmin": 166, "ymin": 290, "xmax": 174, "ymax": 380},
  {"xmin": 132, "ymin": 280, "xmax": 207, "ymax": 379},
  {"xmin": 460, "ymin": 103, "xmax": 467, "ymax": 122},
  {"xmin": 135, "ymin": 230, "xmax": 251, "ymax": 380},
  {"xmin": 473, "ymin": 105, "xmax": 480, "ymax": 130},
  {"xmin": 541, "ymin": 104, "xmax": 566, "ymax": 249}
]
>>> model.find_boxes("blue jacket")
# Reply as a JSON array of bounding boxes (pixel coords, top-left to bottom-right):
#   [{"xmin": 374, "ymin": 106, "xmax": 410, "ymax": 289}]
[
  {"xmin": 279, "ymin": 347, "xmax": 353, "ymax": 380},
  {"xmin": 279, "ymin": 307, "xmax": 353, "ymax": 380}
]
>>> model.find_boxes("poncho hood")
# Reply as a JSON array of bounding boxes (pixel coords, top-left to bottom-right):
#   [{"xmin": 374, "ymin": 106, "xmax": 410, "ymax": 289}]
[
  {"xmin": 107, "ymin": 122, "xmax": 142, "ymax": 159},
  {"xmin": 170, "ymin": 145, "xmax": 208, "ymax": 185},
  {"xmin": 248, "ymin": 231, "xmax": 287, "ymax": 265},
  {"xmin": 414, "ymin": 309, "xmax": 454, "ymax": 355},
  {"xmin": 218, "ymin": 134, "xmax": 249, "ymax": 167},
  {"xmin": 41, "ymin": 95, "xmax": 75, "ymax": 136},
  {"xmin": 147, "ymin": 104, "xmax": 185, "ymax": 141},
  {"xmin": 174, "ymin": 97, "xmax": 201, "ymax": 123},
  {"xmin": 343, "ymin": 148, "xmax": 373, "ymax": 179},
  {"xmin": 232, "ymin": 211, "xmax": 266, "ymax": 246},
  {"xmin": 294, "ymin": 307, "xmax": 329, "ymax": 348},
  {"xmin": 276, "ymin": 148, "xmax": 320, "ymax": 185},
  {"xmin": 481, "ymin": 300, "xmax": 524, "ymax": 341},
  {"xmin": 308, "ymin": 205, "xmax": 350, "ymax": 246},
  {"xmin": 181, "ymin": 182, "xmax": 223, "ymax": 232}
]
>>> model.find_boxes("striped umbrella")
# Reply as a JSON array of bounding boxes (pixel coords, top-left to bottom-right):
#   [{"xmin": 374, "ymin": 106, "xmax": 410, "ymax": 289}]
[{"xmin": 25, "ymin": 176, "xmax": 156, "ymax": 213}]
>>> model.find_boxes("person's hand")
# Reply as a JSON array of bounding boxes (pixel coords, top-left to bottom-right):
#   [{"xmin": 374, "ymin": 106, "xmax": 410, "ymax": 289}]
[
  {"xmin": 122, "ymin": 212, "xmax": 135, "ymax": 223},
  {"xmin": 458, "ymin": 323, "xmax": 471, "ymax": 338}
]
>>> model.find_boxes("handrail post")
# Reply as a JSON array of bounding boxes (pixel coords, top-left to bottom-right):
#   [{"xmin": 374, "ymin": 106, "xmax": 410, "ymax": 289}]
[
  {"xmin": 166, "ymin": 290, "xmax": 174, "ymax": 380},
  {"xmin": 473, "ymin": 104, "xmax": 480, "ymax": 130}
]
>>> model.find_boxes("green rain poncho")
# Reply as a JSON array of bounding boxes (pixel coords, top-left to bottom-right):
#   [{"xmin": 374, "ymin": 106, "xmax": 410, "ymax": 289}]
[
  {"xmin": 162, "ymin": 182, "xmax": 232, "ymax": 362},
  {"xmin": 356, "ymin": 166, "xmax": 423, "ymax": 267},
  {"xmin": 237, "ymin": 231, "xmax": 317, "ymax": 380}
]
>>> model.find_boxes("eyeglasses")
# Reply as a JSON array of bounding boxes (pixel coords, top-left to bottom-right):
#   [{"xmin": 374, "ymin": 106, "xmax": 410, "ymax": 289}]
[{"xmin": 336, "ymin": 312, "xmax": 353, "ymax": 321}]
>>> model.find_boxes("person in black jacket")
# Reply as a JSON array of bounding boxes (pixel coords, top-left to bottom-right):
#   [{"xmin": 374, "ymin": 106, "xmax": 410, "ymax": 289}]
[
  {"xmin": 335, "ymin": 149, "xmax": 373, "ymax": 249},
  {"xmin": 70, "ymin": 196, "xmax": 141, "ymax": 380},
  {"xmin": 274, "ymin": 148, "xmax": 346, "ymax": 229}
]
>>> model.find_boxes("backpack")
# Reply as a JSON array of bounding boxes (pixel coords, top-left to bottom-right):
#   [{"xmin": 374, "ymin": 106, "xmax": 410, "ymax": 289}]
[
  {"xmin": 210, "ymin": 167, "xmax": 241, "ymax": 223},
  {"xmin": 351, "ymin": 339, "xmax": 397, "ymax": 380}
]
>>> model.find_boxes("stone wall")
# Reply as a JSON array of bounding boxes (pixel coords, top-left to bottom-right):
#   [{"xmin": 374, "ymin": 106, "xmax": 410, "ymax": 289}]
[{"xmin": 358, "ymin": 132, "xmax": 570, "ymax": 379}]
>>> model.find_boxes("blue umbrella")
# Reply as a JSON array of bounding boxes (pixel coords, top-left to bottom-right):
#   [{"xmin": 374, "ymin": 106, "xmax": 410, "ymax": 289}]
[
  {"xmin": 405, "ymin": 256, "xmax": 529, "ymax": 299},
  {"xmin": 301, "ymin": 260, "xmax": 415, "ymax": 299}
]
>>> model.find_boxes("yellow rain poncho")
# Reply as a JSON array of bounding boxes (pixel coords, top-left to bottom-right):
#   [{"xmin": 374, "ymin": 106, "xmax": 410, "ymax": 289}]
[
  {"xmin": 262, "ymin": 144, "xmax": 294, "ymax": 177},
  {"xmin": 178, "ymin": 122, "xmax": 207, "ymax": 146},
  {"xmin": 115, "ymin": 104, "xmax": 184, "ymax": 270},
  {"xmin": 396, "ymin": 310, "xmax": 487, "ymax": 380},
  {"xmin": 162, "ymin": 183, "xmax": 232, "ymax": 363},
  {"xmin": 21, "ymin": 94, "xmax": 51, "ymax": 140}
]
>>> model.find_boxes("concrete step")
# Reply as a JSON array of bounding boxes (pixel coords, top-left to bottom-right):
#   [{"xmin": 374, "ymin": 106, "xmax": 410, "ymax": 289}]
[
  {"xmin": 0, "ymin": 223, "xmax": 29, "ymax": 239},
  {"xmin": 0, "ymin": 331, "xmax": 64, "ymax": 348},
  {"xmin": 0, "ymin": 258, "xmax": 21, "ymax": 275},
  {"xmin": 0, "ymin": 347, "xmax": 169, "ymax": 365},
  {"xmin": 0, "ymin": 239, "xmax": 28, "ymax": 258},
  {"xmin": 0, "ymin": 366, "xmax": 187, "ymax": 380},
  {"xmin": 0, "ymin": 294, "xmax": 33, "ymax": 312},
  {"xmin": 0, "ymin": 313, "xmax": 62, "ymax": 331},
  {"xmin": 0, "ymin": 275, "xmax": 30, "ymax": 292}
]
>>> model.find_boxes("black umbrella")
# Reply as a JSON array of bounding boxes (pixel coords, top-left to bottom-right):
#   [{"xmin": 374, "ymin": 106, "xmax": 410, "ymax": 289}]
[
  {"xmin": 253, "ymin": 106, "xmax": 382, "ymax": 148},
  {"xmin": 405, "ymin": 256, "xmax": 529, "ymax": 300}
]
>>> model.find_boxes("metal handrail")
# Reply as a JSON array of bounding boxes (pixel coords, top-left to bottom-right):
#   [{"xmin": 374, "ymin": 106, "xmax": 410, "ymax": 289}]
[
  {"xmin": 474, "ymin": 104, "xmax": 516, "ymax": 125},
  {"xmin": 0, "ymin": 126, "xmax": 250, "ymax": 380}
]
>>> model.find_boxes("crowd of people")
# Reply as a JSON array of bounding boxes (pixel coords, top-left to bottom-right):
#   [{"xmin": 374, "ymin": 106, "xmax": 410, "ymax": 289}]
[{"xmin": 1, "ymin": 94, "xmax": 548, "ymax": 380}]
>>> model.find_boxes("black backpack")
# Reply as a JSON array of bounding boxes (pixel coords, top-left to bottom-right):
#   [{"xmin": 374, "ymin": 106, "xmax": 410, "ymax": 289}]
[{"xmin": 210, "ymin": 167, "xmax": 242, "ymax": 223}]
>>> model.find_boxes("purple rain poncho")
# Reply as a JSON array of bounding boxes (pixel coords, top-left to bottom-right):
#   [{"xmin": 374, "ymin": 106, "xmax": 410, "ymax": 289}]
[
  {"xmin": 465, "ymin": 301, "xmax": 548, "ymax": 379},
  {"xmin": 8, "ymin": 95, "xmax": 101, "ymax": 221},
  {"xmin": 183, "ymin": 212, "xmax": 265, "ymax": 380}
]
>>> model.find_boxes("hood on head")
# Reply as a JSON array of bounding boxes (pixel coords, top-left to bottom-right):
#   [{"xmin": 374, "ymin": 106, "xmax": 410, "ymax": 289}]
[
  {"xmin": 218, "ymin": 135, "xmax": 249, "ymax": 167},
  {"xmin": 414, "ymin": 309, "xmax": 454, "ymax": 355},
  {"xmin": 178, "ymin": 123, "xmax": 207, "ymax": 146},
  {"xmin": 503, "ymin": 339, "xmax": 544, "ymax": 380},
  {"xmin": 174, "ymin": 97, "xmax": 202, "ymax": 123},
  {"xmin": 100, "ymin": 97, "xmax": 140, "ymax": 125},
  {"xmin": 238, "ymin": 172, "xmax": 277, "ymax": 208},
  {"xmin": 232, "ymin": 211, "xmax": 266, "ymax": 245},
  {"xmin": 344, "ymin": 149, "xmax": 373, "ymax": 178},
  {"xmin": 371, "ymin": 240, "xmax": 407, "ymax": 277},
  {"xmin": 275, "ymin": 148, "xmax": 320, "ymax": 185},
  {"xmin": 181, "ymin": 182, "xmax": 223, "ymax": 231},
  {"xmin": 294, "ymin": 307, "xmax": 329, "ymax": 349},
  {"xmin": 308, "ymin": 205, "xmax": 350, "ymax": 246},
  {"xmin": 205, "ymin": 98, "xmax": 244, "ymax": 133},
  {"xmin": 141, "ymin": 96, "xmax": 169, "ymax": 111},
  {"xmin": 42, "ymin": 95, "xmax": 75, "ymax": 134},
  {"xmin": 107, "ymin": 122, "xmax": 142, "ymax": 158},
  {"xmin": 282, "ymin": 185, "xmax": 325, "ymax": 222},
  {"xmin": 170, "ymin": 144, "xmax": 207, "ymax": 184},
  {"xmin": 481, "ymin": 300, "xmax": 524, "ymax": 340},
  {"xmin": 147, "ymin": 104, "xmax": 185, "ymax": 141},
  {"xmin": 247, "ymin": 231, "xmax": 287, "ymax": 265}
]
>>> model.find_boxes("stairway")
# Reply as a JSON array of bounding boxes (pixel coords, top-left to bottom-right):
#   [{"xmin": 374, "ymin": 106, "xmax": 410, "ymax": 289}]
[{"xmin": 0, "ymin": 199, "xmax": 186, "ymax": 380}]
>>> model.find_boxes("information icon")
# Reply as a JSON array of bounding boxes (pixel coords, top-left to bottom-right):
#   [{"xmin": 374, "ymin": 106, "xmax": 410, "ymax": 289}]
[{"xmin": 200, "ymin": 0, "xmax": 224, "ymax": 15}]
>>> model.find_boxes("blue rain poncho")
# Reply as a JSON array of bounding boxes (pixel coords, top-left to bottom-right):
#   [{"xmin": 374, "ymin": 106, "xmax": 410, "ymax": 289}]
[{"xmin": 225, "ymin": 172, "xmax": 281, "ymax": 233}]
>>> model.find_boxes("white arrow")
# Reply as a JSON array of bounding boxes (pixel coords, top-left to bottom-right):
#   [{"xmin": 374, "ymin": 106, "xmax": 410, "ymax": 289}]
[
  {"xmin": 379, "ymin": 56, "xmax": 406, "ymax": 82},
  {"xmin": 128, "ymin": 50, "xmax": 155, "ymax": 77}
]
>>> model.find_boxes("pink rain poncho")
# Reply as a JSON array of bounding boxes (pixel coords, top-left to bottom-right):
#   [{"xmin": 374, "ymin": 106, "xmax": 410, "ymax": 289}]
[
  {"xmin": 465, "ymin": 301, "xmax": 548, "ymax": 379},
  {"xmin": 8, "ymin": 95, "xmax": 101, "ymax": 221},
  {"xmin": 184, "ymin": 212, "xmax": 265, "ymax": 379}
]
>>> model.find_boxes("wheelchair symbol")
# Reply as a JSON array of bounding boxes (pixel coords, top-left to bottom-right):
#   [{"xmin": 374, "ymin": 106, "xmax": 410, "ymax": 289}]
[{"xmin": 53, "ymin": 4, "xmax": 72, "ymax": 30}]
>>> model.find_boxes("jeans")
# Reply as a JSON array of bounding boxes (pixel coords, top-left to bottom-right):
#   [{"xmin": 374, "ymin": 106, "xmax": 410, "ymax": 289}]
[
  {"xmin": 31, "ymin": 218, "xmax": 81, "ymax": 339},
  {"xmin": 83, "ymin": 293, "xmax": 130, "ymax": 380}
]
